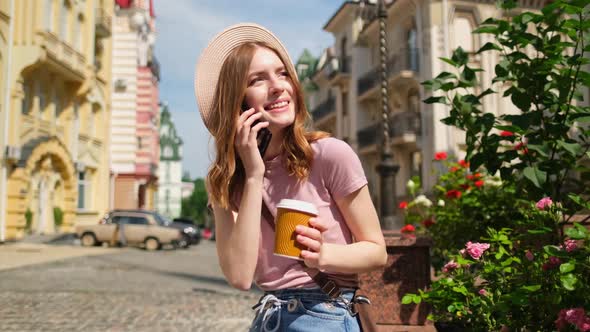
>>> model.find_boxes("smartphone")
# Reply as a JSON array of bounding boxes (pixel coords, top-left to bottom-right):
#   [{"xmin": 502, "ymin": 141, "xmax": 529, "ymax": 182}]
[{"xmin": 242, "ymin": 104, "xmax": 272, "ymax": 158}]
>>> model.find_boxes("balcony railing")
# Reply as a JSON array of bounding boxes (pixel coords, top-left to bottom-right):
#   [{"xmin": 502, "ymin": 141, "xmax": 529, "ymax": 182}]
[
  {"xmin": 95, "ymin": 7, "xmax": 112, "ymax": 37},
  {"xmin": 357, "ymin": 111, "xmax": 422, "ymax": 148},
  {"xmin": 311, "ymin": 97, "xmax": 336, "ymax": 122},
  {"xmin": 357, "ymin": 48, "xmax": 420, "ymax": 97},
  {"xmin": 325, "ymin": 56, "xmax": 351, "ymax": 79},
  {"xmin": 37, "ymin": 31, "xmax": 86, "ymax": 80}
]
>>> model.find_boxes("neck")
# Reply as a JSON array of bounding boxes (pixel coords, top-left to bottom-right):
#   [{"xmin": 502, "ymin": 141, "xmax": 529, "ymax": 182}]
[{"xmin": 263, "ymin": 130, "xmax": 284, "ymax": 160}]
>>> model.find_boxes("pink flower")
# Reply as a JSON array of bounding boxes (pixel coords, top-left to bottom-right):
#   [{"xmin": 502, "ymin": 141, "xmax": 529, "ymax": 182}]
[
  {"xmin": 465, "ymin": 241, "xmax": 490, "ymax": 260},
  {"xmin": 549, "ymin": 256, "xmax": 561, "ymax": 265},
  {"xmin": 442, "ymin": 260, "xmax": 459, "ymax": 273},
  {"xmin": 565, "ymin": 240, "xmax": 578, "ymax": 253},
  {"xmin": 434, "ymin": 152, "xmax": 448, "ymax": 160},
  {"xmin": 543, "ymin": 256, "xmax": 561, "ymax": 271},
  {"xmin": 525, "ymin": 250, "xmax": 534, "ymax": 261},
  {"xmin": 478, "ymin": 289, "xmax": 488, "ymax": 296},
  {"xmin": 562, "ymin": 308, "xmax": 590, "ymax": 331},
  {"xmin": 536, "ymin": 197, "xmax": 553, "ymax": 210},
  {"xmin": 459, "ymin": 249, "xmax": 466, "ymax": 257}
]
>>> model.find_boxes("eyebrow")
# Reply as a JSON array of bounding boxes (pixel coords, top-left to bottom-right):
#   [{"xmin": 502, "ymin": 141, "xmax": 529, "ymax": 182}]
[{"xmin": 248, "ymin": 65, "xmax": 286, "ymax": 78}]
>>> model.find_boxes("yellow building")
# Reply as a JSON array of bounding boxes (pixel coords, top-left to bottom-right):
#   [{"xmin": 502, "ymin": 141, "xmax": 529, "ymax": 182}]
[{"xmin": 0, "ymin": 0, "xmax": 114, "ymax": 241}]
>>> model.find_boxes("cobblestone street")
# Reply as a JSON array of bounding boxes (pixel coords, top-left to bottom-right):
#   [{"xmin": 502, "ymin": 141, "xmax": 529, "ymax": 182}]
[{"xmin": 0, "ymin": 241, "xmax": 261, "ymax": 332}]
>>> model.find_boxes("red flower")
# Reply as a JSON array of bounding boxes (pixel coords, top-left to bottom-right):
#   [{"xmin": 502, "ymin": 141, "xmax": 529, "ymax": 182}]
[
  {"xmin": 401, "ymin": 224, "xmax": 415, "ymax": 233},
  {"xmin": 474, "ymin": 180, "xmax": 484, "ymax": 188},
  {"xmin": 450, "ymin": 166, "xmax": 460, "ymax": 172},
  {"xmin": 474, "ymin": 172, "xmax": 482, "ymax": 178},
  {"xmin": 446, "ymin": 190, "xmax": 462, "ymax": 199},
  {"xmin": 458, "ymin": 160, "xmax": 470, "ymax": 168},
  {"xmin": 422, "ymin": 219, "xmax": 435, "ymax": 228},
  {"xmin": 500, "ymin": 131, "xmax": 514, "ymax": 137},
  {"xmin": 434, "ymin": 152, "xmax": 448, "ymax": 161},
  {"xmin": 466, "ymin": 174, "xmax": 475, "ymax": 180},
  {"xmin": 460, "ymin": 184, "xmax": 471, "ymax": 190},
  {"xmin": 399, "ymin": 201, "xmax": 408, "ymax": 209},
  {"xmin": 515, "ymin": 142, "xmax": 529, "ymax": 154}
]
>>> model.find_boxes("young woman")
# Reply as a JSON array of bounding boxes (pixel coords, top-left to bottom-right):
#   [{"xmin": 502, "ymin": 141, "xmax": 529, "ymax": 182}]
[{"xmin": 194, "ymin": 23, "xmax": 387, "ymax": 331}]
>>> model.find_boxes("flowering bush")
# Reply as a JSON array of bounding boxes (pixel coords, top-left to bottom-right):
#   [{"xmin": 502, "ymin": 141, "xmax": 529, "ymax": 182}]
[
  {"xmin": 403, "ymin": 218, "xmax": 590, "ymax": 331},
  {"xmin": 400, "ymin": 156, "xmax": 561, "ymax": 269},
  {"xmin": 400, "ymin": 0, "xmax": 590, "ymax": 329}
]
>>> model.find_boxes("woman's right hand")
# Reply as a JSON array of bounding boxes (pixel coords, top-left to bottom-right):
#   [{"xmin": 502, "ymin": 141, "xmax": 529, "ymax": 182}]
[{"xmin": 235, "ymin": 108, "xmax": 270, "ymax": 179}]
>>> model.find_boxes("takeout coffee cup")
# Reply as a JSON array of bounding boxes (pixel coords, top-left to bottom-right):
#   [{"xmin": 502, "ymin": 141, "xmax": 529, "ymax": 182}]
[{"xmin": 274, "ymin": 199, "xmax": 319, "ymax": 260}]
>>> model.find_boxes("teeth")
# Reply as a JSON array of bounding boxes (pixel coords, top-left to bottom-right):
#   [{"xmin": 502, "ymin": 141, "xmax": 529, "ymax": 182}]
[{"xmin": 267, "ymin": 101, "xmax": 288, "ymax": 110}]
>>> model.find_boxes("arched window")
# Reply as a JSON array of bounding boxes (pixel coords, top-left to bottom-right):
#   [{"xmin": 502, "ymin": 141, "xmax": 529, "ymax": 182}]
[{"xmin": 452, "ymin": 13, "xmax": 476, "ymax": 53}]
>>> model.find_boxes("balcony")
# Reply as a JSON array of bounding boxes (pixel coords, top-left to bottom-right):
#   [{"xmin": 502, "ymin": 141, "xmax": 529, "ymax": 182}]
[
  {"xmin": 95, "ymin": 7, "xmax": 112, "ymax": 38},
  {"xmin": 36, "ymin": 31, "xmax": 86, "ymax": 82},
  {"xmin": 311, "ymin": 97, "xmax": 336, "ymax": 122},
  {"xmin": 357, "ymin": 48, "xmax": 420, "ymax": 99},
  {"xmin": 357, "ymin": 111, "xmax": 422, "ymax": 149},
  {"xmin": 326, "ymin": 56, "xmax": 351, "ymax": 86}
]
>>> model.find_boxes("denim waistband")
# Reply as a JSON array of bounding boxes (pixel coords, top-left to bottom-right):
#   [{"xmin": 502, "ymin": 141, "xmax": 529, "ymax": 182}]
[{"xmin": 264, "ymin": 287, "xmax": 357, "ymax": 302}]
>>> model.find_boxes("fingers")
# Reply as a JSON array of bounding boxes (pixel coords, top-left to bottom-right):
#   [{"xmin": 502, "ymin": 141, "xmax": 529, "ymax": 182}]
[
  {"xmin": 309, "ymin": 218, "xmax": 328, "ymax": 232},
  {"xmin": 296, "ymin": 234, "xmax": 321, "ymax": 252}
]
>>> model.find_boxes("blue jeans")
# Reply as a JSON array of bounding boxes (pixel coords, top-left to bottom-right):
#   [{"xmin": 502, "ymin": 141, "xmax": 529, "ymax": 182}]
[{"xmin": 249, "ymin": 287, "xmax": 361, "ymax": 332}]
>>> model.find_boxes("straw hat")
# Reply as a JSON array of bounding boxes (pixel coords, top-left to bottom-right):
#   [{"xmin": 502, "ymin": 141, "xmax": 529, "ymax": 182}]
[{"xmin": 194, "ymin": 23, "xmax": 295, "ymax": 133}]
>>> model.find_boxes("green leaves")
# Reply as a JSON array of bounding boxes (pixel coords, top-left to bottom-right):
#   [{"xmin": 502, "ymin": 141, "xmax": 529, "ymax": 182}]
[
  {"xmin": 523, "ymin": 167, "xmax": 547, "ymax": 188},
  {"xmin": 560, "ymin": 273, "xmax": 578, "ymax": 291},
  {"xmin": 565, "ymin": 223, "xmax": 589, "ymax": 240},
  {"xmin": 401, "ymin": 293, "xmax": 422, "ymax": 305}
]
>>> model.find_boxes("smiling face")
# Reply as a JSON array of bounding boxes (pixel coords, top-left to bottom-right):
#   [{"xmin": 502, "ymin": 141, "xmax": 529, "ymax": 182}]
[{"xmin": 243, "ymin": 46, "xmax": 297, "ymax": 134}]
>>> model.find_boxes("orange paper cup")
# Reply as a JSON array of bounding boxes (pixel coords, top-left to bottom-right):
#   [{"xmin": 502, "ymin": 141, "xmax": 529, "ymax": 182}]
[{"xmin": 274, "ymin": 199, "xmax": 319, "ymax": 260}]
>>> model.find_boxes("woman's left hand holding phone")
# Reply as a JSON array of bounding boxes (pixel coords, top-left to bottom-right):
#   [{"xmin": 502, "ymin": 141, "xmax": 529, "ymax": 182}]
[{"xmin": 235, "ymin": 108, "xmax": 270, "ymax": 180}]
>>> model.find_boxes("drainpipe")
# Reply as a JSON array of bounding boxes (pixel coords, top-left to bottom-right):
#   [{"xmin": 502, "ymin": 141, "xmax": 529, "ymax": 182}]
[{"xmin": 0, "ymin": 0, "xmax": 15, "ymax": 243}]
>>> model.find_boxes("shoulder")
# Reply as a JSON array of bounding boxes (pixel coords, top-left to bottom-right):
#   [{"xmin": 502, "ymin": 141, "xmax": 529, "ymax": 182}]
[{"xmin": 311, "ymin": 137, "xmax": 356, "ymax": 161}]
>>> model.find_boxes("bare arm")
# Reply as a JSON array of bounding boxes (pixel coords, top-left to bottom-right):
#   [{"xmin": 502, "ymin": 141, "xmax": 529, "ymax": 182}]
[
  {"xmin": 213, "ymin": 177, "xmax": 263, "ymax": 291},
  {"xmin": 298, "ymin": 185, "xmax": 387, "ymax": 273},
  {"xmin": 213, "ymin": 108, "xmax": 269, "ymax": 291}
]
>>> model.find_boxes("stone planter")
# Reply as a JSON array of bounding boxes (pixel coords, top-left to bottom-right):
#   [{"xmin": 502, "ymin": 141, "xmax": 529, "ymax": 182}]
[{"xmin": 358, "ymin": 231, "xmax": 435, "ymax": 331}]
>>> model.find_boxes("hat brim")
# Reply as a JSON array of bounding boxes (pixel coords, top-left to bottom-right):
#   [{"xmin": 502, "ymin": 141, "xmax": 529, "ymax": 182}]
[{"xmin": 194, "ymin": 23, "xmax": 295, "ymax": 133}]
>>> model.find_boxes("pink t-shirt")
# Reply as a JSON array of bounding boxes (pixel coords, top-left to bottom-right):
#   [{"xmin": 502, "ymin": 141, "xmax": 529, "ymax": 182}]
[{"xmin": 232, "ymin": 137, "xmax": 368, "ymax": 291}]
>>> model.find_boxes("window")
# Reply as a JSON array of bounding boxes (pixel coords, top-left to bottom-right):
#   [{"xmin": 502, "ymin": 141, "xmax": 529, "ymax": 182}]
[
  {"xmin": 45, "ymin": 0, "xmax": 53, "ymax": 31},
  {"xmin": 74, "ymin": 17, "xmax": 82, "ymax": 51},
  {"xmin": 406, "ymin": 22, "xmax": 419, "ymax": 71},
  {"xmin": 37, "ymin": 83, "xmax": 47, "ymax": 118},
  {"xmin": 60, "ymin": 1, "xmax": 69, "ymax": 42},
  {"xmin": 127, "ymin": 217, "xmax": 149, "ymax": 225},
  {"xmin": 21, "ymin": 80, "xmax": 32, "ymax": 114},
  {"xmin": 77, "ymin": 170, "xmax": 89, "ymax": 209}
]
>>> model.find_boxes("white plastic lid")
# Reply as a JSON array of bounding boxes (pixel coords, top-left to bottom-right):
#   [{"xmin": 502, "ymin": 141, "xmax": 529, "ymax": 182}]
[{"xmin": 276, "ymin": 199, "xmax": 318, "ymax": 216}]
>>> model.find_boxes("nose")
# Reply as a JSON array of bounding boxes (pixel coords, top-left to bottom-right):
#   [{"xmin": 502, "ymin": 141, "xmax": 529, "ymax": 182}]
[{"xmin": 268, "ymin": 76, "xmax": 285, "ymax": 96}]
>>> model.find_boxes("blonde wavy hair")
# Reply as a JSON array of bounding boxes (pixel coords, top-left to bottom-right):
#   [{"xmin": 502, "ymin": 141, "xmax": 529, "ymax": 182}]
[{"xmin": 206, "ymin": 42, "xmax": 329, "ymax": 209}]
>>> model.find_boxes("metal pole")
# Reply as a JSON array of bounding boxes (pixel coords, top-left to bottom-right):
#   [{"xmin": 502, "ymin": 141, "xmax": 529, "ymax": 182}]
[{"xmin": 375, "ymin": 0, "xmax": 399, "ymax": 231}]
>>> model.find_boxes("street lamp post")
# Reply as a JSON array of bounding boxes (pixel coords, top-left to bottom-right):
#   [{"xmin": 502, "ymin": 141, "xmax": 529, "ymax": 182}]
[{"xmin": 374, "ymin": 0, "xmax": 400, "ymax": 231}]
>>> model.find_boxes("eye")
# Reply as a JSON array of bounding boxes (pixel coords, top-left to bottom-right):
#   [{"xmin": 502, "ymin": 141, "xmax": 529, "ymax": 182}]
[
  {"xmin": 248, "ymin": 77, "xmax": 263, "ymax": 86},
  {"xmin": 279, "ymin": 71, "xmax": 289, "ymax": 77}
]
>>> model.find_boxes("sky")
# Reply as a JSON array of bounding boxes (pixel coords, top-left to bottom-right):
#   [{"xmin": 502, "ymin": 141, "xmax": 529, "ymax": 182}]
[{"xmin": 154, "ymin": 0, "xmax": 345, "ymax": 180}]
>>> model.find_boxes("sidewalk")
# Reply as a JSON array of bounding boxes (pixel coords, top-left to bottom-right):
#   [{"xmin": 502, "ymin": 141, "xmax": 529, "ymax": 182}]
[{"xmin": 0, "ymin": 233, "xmax": 117, "ymax": 271}]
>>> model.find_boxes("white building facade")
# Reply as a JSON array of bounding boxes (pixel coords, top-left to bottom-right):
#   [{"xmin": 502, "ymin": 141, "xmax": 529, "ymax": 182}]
[{"xmin": 307, "ymin": 0, "xmax": 542, "ymax": 227}]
